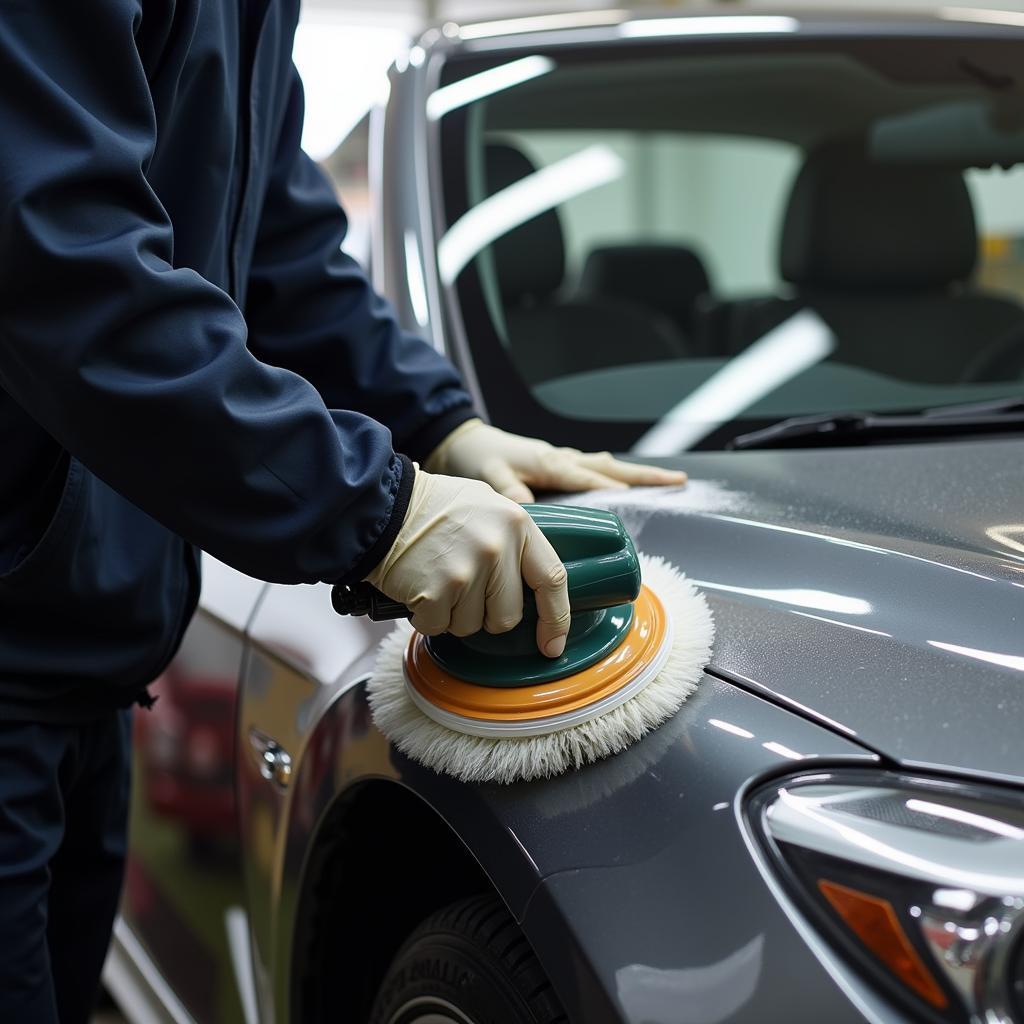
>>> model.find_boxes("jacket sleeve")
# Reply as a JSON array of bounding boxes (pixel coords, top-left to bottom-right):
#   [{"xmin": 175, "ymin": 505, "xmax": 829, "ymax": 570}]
[
  {"xmin": 244, "ymin": 66, "xmax": 476, "ymax": 463},
  {"xmin": 0, "ymin": 1, "xmax": 412, "ymax": 585}
]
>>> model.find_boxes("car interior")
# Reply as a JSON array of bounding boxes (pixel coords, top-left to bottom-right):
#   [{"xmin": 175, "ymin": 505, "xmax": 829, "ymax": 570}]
[
  {"xmin": 578, "ymin": 241, "xmax": 712, "ymax": 343},
  {"xmin": 483, "ymin": 142, "xmax": 687, "ymax": 384},
  {"xmin": 453, "ymin": 45, "xmax": 1024, "ymax": 426},
  {"xmin": 482, "ymin": 136, "xmax": 1024, "ymax": 385},
  {"xmin": 698, "ymin": 141, "xmax": 1024, "ymax": 382}
]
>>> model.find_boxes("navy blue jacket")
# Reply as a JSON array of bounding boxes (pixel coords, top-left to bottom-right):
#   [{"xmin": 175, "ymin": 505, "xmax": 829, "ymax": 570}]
[{"xmin": 0, "ymin": 0, "xmax": 474, "ymax": 718}]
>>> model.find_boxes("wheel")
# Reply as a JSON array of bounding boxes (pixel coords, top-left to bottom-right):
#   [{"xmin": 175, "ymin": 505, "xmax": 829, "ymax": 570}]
[{"xmin": 369, "ymin": 894, "xmax": 567, "ymax": 1024}]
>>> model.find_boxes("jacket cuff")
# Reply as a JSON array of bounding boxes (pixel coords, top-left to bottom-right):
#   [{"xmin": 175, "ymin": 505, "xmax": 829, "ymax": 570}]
[
  {"xmin": 337, "ymin": 454, "xmax": 415, "ymax": 585},
  {"xmin": 402, "ymin": 403, "xmax": 478, "ymax": 464}
]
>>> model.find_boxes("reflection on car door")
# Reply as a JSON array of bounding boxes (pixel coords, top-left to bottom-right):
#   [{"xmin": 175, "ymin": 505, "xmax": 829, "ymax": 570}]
[{"xmin": 122, "ymin": 559, "xmax": 262, "ymax": 1024}]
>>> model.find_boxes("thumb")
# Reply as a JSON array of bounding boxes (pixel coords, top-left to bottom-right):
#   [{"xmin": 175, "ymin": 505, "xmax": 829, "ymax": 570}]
[{"xmin": 480, "ymin": 458, "xmax": 535, "ymax": 504}]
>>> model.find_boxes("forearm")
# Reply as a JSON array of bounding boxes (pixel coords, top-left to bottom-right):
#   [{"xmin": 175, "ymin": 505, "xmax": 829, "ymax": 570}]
[
  {"xmin": 0, "ymin": 1, "xmax": 409, "ymax": 584},
  {"xmin": 244, "ymin": 69, "xmax": 476, "ymax": 458}
]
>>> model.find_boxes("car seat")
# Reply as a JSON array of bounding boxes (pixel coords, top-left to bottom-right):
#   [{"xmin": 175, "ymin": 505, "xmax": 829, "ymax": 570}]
[
  {"xmin": 578, "ymin": 243, "xmax": 712, "ymax": 344},
  {"xmin": 701, "ymin": 142, "xmax": 1024, "ymax": 382},
  {"xmin": 484, "ymin": 143, "xmax": 685, "ymax": 385}
]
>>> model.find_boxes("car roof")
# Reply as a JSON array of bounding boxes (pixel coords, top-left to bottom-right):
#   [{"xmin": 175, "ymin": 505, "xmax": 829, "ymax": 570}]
[
  {"xmin": 439, "ymin": 5, "xmax": 1024, "ymax": 45},
  {"xmin": 433, "ymin": 7, "xmax": 1024, "ymax": 149}
]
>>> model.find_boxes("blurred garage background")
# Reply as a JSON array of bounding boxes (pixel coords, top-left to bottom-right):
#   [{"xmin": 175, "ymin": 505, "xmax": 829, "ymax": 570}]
[{"xmin": 92, "ymin": 0, "xmax": 1024, "ymax": 1021}]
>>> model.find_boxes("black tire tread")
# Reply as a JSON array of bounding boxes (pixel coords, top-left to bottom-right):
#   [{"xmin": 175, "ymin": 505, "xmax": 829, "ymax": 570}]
[{"xmin": 370, "ymin": 894, "xmax": 567, "ymax": 1024}]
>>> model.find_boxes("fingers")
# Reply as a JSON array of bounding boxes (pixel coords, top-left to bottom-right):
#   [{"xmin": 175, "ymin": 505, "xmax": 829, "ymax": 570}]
[
  {"xmin": 479, "ymin": 457, "xmax": 535, "ymax": 504},
  {"xmin": 409, "ymin": 597, "xmax": 453, "ymax": 637},
  {"xmin": 520, "ymin": 521, "xmax": 570, "ymax": 658},
  {"xmin": 522, "ymin": 450, "xmax": 685, "ymax": 495},
  {"xmin": 531, "ymin": 458, "xmax": 630, "ymax": 494},
  {"xmin": 448, "ymin": 571, "xmax": 489, "ymax": 638},
  {"xmin": 576, "ymin": 451, "xmax": 687, "ymax": 486},
  {"xmin": 427, "ymin": 499, "xmax": 531, "ymax": 638},
  {"xmin": 483, "ymin": 534, "xmax": 525, "ymax": 635},
  {"xmin": 448, "ymin": 533, "xmax": 527, "ymax": 638}
]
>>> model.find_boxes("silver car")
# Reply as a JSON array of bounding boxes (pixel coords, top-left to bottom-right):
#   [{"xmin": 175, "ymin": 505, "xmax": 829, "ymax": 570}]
[{"xmin": 105, "ymin": 8, "xmax": 1024, "ymax": 1024}]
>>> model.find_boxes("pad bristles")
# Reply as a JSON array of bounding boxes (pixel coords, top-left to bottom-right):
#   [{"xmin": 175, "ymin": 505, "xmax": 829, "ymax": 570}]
[{"xmin": 366, "ymin": 555, "xmax": 714, "ymax": 785}]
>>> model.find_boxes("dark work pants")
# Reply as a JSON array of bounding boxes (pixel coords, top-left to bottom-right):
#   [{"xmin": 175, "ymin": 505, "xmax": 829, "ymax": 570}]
[{"xmin": 0, "ymin": 711, "xmax": 131, "ymax": 1024}]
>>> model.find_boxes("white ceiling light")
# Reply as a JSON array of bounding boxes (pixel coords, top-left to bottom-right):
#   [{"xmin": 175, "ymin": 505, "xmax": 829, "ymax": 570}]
[
  {"xmin": 620, "ymin": 16, "xmax": 800, "ymax": 39},
  {"xmin": 927, "ymin": 641, "xmax": 1024, "ymax": 672},
  {"xmin": 941, "ymin": 7, "xmax": 1024, "ymax": 29},
  {"xmin": 438, "ymin": 144, "xmax": 624, "ymax": 286},
  {"xmin": 689, "ymin": 581, "xmax": 872, "ymax": 616},
  {"xmin": 403, "ymin": 230, "xmax": 429, "ymax": 327},
  {"xmin": 458, "ymin": 10, "xmax": 630, "ymax": 40},
  {"xmin": 632, "ymin": 310, "xmax": 835, "ymax": 455},
  {"xmin": 426, "ymin": 55, "xmax": 555, "ymax": 121},
  {"xmin": 293, "ymin": 17, "xmax": 407, "ymax": 160}
]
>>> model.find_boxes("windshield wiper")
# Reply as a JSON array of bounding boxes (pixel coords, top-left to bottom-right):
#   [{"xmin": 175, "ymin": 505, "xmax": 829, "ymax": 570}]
[{"xmin": 728, "ymin": 397, "xmax": 1024, "ymax": 450}]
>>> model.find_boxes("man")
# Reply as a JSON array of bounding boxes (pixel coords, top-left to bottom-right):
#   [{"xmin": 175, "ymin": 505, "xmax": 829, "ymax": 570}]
[{"xmin": 0, "ymin": 2, "xmax": 684, "ymax": 1020}]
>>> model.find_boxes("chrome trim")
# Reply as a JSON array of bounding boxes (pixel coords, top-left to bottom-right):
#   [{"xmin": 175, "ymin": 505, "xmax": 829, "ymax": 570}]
[
  {"xmin": 368, "ymin": 101, "xmax": 388, "ymax": 293},
  {"xmin": 411, "ymin": 55, "xmax": 447, "ymax": 355},
  {"xmin": 921, "ymin": 893, "xmax": 1023, "ymax": 1022},
  {"xmin": 102, "ymin": 918, "xmax": 196, "ymax": 1024}
]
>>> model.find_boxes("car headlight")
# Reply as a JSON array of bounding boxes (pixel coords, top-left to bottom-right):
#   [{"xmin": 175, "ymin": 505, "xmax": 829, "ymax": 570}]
[{"xmin": 748, "ymin": 771, "xmax": 1024, "ymax": 1023}]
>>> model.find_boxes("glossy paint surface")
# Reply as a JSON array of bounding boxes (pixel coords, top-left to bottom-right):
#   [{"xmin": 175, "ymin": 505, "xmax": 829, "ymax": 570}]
[
  {"xmin": 238, "ymin": 642, "xmax": 884, "ymax": 1024},
  {"xmin": 514, "ymin": 679, "xmax": 885, "ymax": 1024},
  {"xmin": 570, "ymin": 439, "xmax": 1024, "ymax": 783},
  {"xmin": 236, "ymin": 552, "xmax": 902, "ymax": 1023}
]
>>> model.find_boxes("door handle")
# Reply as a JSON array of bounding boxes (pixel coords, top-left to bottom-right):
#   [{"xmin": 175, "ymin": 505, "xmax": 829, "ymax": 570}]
[{"xmin": 248, "ymin": 729, "xmax": 293, "ymax": 788}]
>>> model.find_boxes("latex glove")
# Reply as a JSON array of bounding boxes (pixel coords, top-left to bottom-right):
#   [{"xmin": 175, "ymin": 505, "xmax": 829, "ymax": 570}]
[
  {"xmin": 425, "ymin": 419, "xmax": 686, "ymax": 503},
  {"xmin": 365, "ymin": 469, "xmax": 570, "ymax": 656}
]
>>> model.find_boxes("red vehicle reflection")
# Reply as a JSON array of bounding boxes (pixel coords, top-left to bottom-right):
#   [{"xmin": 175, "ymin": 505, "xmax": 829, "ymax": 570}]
[{"xmin": 134, "ymin": 663, "xmax": 236, "ymax": 852}]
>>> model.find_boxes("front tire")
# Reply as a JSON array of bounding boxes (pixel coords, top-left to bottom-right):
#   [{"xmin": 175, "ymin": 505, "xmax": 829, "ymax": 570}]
[{"xmin": 369, "ymin": 894, "xmax": 566, "ymax": 1024}]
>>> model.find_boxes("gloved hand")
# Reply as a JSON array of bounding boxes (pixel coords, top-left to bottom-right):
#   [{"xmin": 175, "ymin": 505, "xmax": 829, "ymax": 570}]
[
  {"xmin": 424, "ymin": 419, "xmax": 686, "ymax": 503},
  {"xmin": 365, "ymin": 469, "xmax": 570, "ymax": 656}
]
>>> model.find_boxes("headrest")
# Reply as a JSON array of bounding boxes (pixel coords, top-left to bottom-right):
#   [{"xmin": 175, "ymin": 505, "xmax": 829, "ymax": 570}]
[
  {"xmin": 580, "ymin": 244, "xmax": 711, "ymax": 330},
  {"xmin": 485, "ymin": 143, "xmax": 566, "ymax": 303},
  {"xmin": 781, "ymin": 144, "xmax": 977, "ymax": 289}
]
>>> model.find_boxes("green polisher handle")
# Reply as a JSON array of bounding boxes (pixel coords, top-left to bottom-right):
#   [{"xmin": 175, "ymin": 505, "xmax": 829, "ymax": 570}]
[{"xmin": 331, "ymin": 504, "xmax": 641, "ymax": 622}]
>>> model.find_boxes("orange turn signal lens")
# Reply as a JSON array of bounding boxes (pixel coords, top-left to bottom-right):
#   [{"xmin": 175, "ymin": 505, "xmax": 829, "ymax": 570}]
[{"xmin": 818, "ymin": 879, "xmax": 948, "ymax": 1010}]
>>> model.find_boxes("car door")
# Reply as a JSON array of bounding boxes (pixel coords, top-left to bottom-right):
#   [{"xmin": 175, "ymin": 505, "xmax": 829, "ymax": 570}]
[
  {"xmin": 236, "ymin": 576, "xmax": 388, "ymax": 1022},
  {"xmin": 119, "ymin": 555, "xmax": 265, "ymax": 1024}
]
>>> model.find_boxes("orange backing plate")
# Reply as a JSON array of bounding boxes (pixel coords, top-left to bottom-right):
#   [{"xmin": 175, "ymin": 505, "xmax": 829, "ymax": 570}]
[{"xmin": 404, "ymin": 584, "xmax": 668, "ymax": 723}]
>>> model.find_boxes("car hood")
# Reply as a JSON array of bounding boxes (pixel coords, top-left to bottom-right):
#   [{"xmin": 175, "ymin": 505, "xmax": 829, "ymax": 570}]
[{"xmin": 569, "ymin": 438, "xmax": 1024, "ymax": 785}]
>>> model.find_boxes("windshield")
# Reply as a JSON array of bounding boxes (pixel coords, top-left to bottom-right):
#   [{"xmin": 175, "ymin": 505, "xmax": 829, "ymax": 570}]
[{"xmin": 435, "ymin": 34, "xmax": 1024, "ymax": 451}]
